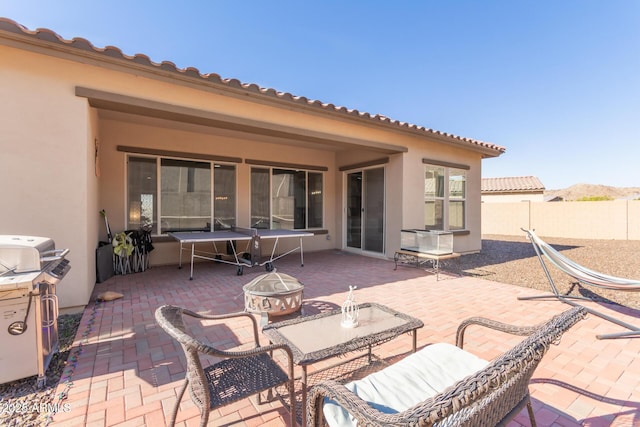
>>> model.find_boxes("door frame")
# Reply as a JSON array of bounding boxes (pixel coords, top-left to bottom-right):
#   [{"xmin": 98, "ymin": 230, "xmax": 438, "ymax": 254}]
[{"xmin": 342, "ymin": 165, "xmax": 386, "ymax": 257}]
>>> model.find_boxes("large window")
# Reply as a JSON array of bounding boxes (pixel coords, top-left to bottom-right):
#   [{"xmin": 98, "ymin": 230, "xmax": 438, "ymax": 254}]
[
  {"xmin": 127, "ymin": 156, "xmax": 236, "ymax": 234},
  {"xmin": 127, "ymin": 157, "xmax": 157, "ymax": 232},
  {"xmin": 424, "ymin": 164, "xmax": 466, "ymax": 231},
  {"xmin": 251, "ymin": 167, "xmax": 323, "ymax": 230},
  {"xmin": 448, "ymin": 168, "xmax": 466, "ymax": 230}
]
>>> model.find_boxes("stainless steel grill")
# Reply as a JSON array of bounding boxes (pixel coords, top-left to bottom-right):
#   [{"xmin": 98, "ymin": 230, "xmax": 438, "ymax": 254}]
[{"xmin": 0, "ymin": 235, "xmax": 71, "ymax": 387}]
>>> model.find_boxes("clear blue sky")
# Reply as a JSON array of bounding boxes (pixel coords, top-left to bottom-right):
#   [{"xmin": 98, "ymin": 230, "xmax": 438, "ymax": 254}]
[{"xmin": 2, "ymin": 1, "xmax": 638, "ymax": 189}]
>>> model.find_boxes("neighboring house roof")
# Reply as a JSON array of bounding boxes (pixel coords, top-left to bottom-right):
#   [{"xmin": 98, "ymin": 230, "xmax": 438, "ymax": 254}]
[
  {"xmin": 482, "ymin": 176, "xmax": 545, "ymax": 194},
  {"xmin": 0, "ymin": 17, "xmax": 506, "ymax": 157}
]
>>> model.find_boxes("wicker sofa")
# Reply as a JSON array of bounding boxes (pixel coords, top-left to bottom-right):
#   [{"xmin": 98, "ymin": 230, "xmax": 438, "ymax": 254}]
[{"xmin": 307, "ymin": 306, "xmax": 587, "ymax": 427}]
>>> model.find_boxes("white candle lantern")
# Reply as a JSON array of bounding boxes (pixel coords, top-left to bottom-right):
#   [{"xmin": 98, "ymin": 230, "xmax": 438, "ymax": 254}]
[{"xmin": 341, "ymin": 286, "xmax": 359, "ymax": 328}]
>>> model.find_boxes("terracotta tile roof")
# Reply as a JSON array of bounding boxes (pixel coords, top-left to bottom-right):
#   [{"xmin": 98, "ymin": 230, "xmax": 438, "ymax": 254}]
[
  {"xmin": 0, "ymin": 17, "xmax": 506, "ymax": 156},
  {"xmin": 482, "ymin": 176, "xmax": 545, "ymax": 193}
]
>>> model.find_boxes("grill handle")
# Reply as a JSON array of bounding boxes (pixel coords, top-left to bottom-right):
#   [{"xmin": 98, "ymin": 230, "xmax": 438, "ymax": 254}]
[
  {"xmin": 40, "ymin": 248, "xmax": 70, "ymax": 262},
  {"xmin": 41, "ymin": 294, "xmax": 59, "ymax": 327}
]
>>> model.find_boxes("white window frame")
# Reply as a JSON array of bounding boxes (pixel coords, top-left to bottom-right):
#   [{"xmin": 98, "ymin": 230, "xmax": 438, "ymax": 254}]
[
  {"xmin": 125, "ymin": 154, "xmax": 237, "ymax": 235},
  {"xmin": 250, "ymin": 166, "xmax": 324, "ymax": 230},
  {"xmin": 423, "ymin": 160, "xmax": 469, "ymax": 232}
]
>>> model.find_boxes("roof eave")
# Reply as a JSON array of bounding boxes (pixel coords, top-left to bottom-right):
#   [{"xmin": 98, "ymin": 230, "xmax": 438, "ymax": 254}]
[{"xmin": 0, "ymin": 17, "xmax": 506, "ymax": 157}]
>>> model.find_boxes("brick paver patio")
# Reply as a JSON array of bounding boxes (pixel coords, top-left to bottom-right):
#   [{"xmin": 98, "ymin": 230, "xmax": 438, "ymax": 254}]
[{"xmin": 50, "ymin": 250, "xmax": 640, "ymax": 426}]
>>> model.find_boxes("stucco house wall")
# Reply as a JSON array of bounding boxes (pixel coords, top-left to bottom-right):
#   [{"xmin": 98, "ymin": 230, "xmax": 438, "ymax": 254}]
[
  {"xmin": 399, "ymin": 142, "xmax": 483, "ymax": 253},
  {"xmin": 0, "ymin": 46, "xmax": 99, "ymax": 309},
  {"xmin": 0, "ymin": 18, "xmax": 504, "ymax": 311}
]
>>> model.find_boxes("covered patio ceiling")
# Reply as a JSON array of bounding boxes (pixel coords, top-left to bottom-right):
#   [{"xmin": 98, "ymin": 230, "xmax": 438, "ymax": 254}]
[{"xmin": 77, "ymin": 86, "xmax": 409, "ymax": 154}]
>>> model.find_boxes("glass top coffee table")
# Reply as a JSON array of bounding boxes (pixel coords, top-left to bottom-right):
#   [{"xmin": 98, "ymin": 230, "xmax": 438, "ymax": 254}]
[{"xmin": 262, "ymin": 302, "xmax": 424, "ymax": 426}]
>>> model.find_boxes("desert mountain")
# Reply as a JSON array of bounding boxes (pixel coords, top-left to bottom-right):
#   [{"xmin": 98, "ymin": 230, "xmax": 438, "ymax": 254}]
[{"xmin": 545, "ymin": 184, "xmax": 640, "ymax": 201}]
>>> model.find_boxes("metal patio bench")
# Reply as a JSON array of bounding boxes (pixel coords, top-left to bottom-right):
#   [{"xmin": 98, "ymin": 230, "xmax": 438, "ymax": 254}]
[
  {"xmin": 155, "ymin": 305, "xmax": 296, "ymax": 427},
  {"xmin": 307, "ymin": 306, "xmax": 587, "ymax": 427}
]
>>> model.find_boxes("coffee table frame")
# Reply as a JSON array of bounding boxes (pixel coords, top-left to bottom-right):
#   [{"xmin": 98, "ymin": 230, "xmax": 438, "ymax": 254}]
[{"xmin": 262, "ymin": 302, "xmax": 423, "ymax": 426}]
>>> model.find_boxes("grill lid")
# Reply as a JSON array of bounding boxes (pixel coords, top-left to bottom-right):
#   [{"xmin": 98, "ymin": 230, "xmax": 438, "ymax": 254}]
[{"xmin": 0, "ymin": 235, "xmax": 56, "ymax": 274}]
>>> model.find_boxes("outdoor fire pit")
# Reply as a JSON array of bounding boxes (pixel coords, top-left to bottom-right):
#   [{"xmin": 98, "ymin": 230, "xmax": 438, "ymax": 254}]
[{"xmin": 243, "ymin": 272, "xmax": 304, "ymax": 325}]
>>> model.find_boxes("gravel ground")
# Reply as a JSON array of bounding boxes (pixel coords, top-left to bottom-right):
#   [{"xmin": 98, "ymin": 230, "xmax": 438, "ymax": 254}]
[
  {"xmin": 1, "ymin": 234, "xmax": 638, "ymax": 426},
  {"xmin": 451, "ymin": 234, "xmax": 640, "ymax": 310}
]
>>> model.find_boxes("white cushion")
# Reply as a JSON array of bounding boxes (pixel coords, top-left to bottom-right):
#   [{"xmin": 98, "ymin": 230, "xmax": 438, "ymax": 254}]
[{"xmin": 323, "ymin": 343, "xmax": 489, "ymax": 427}]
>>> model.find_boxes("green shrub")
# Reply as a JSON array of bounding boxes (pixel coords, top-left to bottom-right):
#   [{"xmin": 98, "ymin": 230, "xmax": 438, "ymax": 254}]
[{"xmin": 575, "ymin": 196, "xmax": 614, "ymax": 201}]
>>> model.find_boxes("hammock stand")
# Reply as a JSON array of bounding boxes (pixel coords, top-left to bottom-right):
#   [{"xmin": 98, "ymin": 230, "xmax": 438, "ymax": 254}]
[{"xmin": 519, "ymin": 228, "xmax": 640, "ymax": 340}]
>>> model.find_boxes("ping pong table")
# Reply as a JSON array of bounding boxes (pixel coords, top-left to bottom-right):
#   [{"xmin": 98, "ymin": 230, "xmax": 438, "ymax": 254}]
[
  {"xmin": 169, "ymin": 228, "xmax": 314, "ymax": 279},
  {"xmin": 254, "ymin": 229, "xmax": 314, "ymax": 272}
]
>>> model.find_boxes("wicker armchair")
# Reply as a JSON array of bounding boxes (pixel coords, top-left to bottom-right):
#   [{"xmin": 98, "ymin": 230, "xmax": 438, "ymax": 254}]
[
  {"xmin": 155, "ymin": 305, "xmax": 295, "ymax": 427},
  {"xmin": 307, "ymin": 306, "xmax": 587, "ymax": 427}
]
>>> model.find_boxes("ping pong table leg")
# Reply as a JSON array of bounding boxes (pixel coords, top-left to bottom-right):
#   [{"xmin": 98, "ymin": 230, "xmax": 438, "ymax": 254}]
[
  {"xmin": 230, "ymin": 240, "xmax": 245, "ymax": 275},
  {"xmin": 269, "ymin": 237, "xmax": 278, "ymax": 263},
  {"xmin": 189, "ymin": 243, "xmax": 195, "ymax": 280},
  {"xmin": 299, "ymin": 237, "xmax": 304, "ymax": 267},
  {"xmin": 260, "ymin": 236, "xmax": 278, "ymax": 271}
]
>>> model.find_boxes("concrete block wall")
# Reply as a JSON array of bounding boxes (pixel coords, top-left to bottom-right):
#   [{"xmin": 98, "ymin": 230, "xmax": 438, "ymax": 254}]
[{"xmin": 482, "ymin": 200, "xmax": 640, "ymax": 240}]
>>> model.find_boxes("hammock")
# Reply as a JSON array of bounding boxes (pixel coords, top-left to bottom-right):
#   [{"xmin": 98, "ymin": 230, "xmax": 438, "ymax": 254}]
[
  {"xmin": 528, "ymin": 230, "xmax": 640, "ymax": 291},
  {"xmin": 519, "ymin": 229, "xmax": 640, "ymax": 339}
]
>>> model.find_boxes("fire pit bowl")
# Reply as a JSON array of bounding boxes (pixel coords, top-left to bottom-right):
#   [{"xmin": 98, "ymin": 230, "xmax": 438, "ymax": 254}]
[{"xmin": 243, "ymin": 272, "xmax": 304, "ymax": 325}]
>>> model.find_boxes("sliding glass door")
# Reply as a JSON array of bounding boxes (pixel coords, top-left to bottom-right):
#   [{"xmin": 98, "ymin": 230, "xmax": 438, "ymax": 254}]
[{"xmin": 346, "ymin": 167, "xmax": 385, "ymax": 253}]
